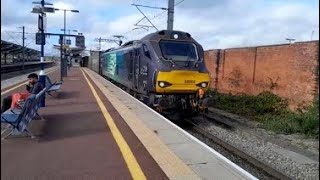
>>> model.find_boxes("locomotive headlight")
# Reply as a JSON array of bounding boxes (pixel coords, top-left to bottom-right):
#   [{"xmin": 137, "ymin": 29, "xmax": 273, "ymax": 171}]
[
  {"xmin": 196, "ymin": 82, "xmax": 208, "ymax": 88},
  {"xmin": 201, "ymin": 82, "xmax": 207, "ymax": 88},
  {"xmin": 159, "ymin": 82, "xmax": 165, "ymax": 87},
  {"xmin": 158, "ymin": 81, "xmax": 172, "ymax": 88}
]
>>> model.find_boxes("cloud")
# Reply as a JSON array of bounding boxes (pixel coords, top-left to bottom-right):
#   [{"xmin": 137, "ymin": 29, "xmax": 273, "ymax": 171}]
[
  {"xmin": 1, "ymin": 0, "xmax": 319, "ymax": 54},
  {"xmin": 173, "ymin": 0, "xmax": 319, "ymax": 49}
]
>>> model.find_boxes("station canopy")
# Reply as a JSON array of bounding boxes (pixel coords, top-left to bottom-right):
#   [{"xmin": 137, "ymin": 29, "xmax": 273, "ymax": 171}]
[
  {"xmin": 1, "ymin": 40, "xmax": 40, "ymax": 56},
  {"xmin": 53, "ymin": 44, "xmax": 85, "ymax": 56}
]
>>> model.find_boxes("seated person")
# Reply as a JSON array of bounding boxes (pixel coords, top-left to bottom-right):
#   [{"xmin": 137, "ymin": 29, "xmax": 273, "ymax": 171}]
[{"xmin": 1, "ymin": 73, "xmax": 44, "ymax": 113}]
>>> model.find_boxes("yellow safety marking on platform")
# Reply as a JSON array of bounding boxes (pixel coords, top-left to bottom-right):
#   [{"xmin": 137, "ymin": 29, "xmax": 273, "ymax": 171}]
[
  {"xmin": 1, "ymin": 68, "xmax": 57, "ymax": 96},
  {"xmin": 84, "ymin": 68, "xmax": 201, "ymax": 180},
  {"xmin": 80, "ymin": 68, "xmax": 146, "ymax": 180}
]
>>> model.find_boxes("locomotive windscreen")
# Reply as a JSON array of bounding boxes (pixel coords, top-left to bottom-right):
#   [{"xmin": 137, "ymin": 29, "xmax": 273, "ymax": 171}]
[{"xmin": 159, "ymin": 40, "xmax": 198, "ymax": 61}]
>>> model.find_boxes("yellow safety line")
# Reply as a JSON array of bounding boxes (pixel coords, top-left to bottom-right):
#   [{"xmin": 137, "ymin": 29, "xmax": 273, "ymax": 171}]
[
  {"xmin": 80, "ymin": 68, "xmax": 146, "ymax": 180},
  {"xmin": 1, "ymin": 68, "xmax": 57, "ymax": 96}
]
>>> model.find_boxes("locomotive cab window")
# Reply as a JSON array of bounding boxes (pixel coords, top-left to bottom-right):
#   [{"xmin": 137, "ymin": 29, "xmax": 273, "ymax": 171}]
[{"xmin": 159, "ymin": 40, "xmax": 198, "ymax": 61}]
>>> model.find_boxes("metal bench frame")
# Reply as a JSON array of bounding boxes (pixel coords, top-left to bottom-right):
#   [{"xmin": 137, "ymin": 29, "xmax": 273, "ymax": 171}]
[
  {"xmin": 1, "ymin": 88, "xmax": 47, "ymax": 140},
  {"xmin": 45, "ymin": 76, "xmax": 62, "ymax": 96}
]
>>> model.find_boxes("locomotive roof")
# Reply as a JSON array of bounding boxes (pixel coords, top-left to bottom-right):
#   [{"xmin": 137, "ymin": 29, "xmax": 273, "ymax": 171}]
[
  {"xmin": 141, "ymin": 30, "xmax": 194, "ymax": 42},
  {"xmin": 102, "ymin": 30, "xmax": 197, "ymax": 54}
]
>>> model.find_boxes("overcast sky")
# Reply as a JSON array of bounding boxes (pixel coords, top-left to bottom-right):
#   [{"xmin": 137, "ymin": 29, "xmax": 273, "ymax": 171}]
[{"xmin": 1, "ymin": 0, "xmax": 319, "ymax": 55}]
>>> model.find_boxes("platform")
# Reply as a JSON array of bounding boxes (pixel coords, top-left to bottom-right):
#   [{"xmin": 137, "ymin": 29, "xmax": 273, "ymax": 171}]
[{"xmin": 1, "ymin": 67, "xmax": 257, "ymax": 180}]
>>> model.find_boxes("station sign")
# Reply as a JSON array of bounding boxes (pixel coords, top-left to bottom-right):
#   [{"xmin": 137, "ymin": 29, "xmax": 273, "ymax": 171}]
[
  {"xmin": 76, "ymin": 36, "xmax": 85, "ymax": 47},
  {"xmin": 38, "ymin": 14, "xmax": 43, "ymax": 31},
  {"xmin": 35, "ymin": 33, "xmax": 45, "ymax": 45}
]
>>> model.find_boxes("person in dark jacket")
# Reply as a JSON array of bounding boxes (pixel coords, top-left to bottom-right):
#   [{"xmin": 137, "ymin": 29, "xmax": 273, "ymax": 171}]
[
  {"xmin": 25, "ymin": 73, "xmax": 44, "ymax": 94},
  {"xmin": 1, "ymin": 73, "xmax": 44, "ymax": 113}
]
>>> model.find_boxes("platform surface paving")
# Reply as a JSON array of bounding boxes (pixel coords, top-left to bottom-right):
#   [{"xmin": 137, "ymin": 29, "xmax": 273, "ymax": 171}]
[{"xmin": 1, "ymin": 67, "xmax": 168, "ymax": 179}]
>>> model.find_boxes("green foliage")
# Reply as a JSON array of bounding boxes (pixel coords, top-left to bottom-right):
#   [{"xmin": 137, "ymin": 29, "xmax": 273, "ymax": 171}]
[
  {"xmin": 208, "ymin": 91, "xmax": 288, "ymax": 116},
  {"xmin": 207, "ymin": 91, "xmax": 319, "ymax": 139}
]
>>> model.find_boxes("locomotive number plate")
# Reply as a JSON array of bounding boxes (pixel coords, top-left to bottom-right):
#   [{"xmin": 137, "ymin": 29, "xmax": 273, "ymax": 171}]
[{"xmin": 185, "ymin": 80, "xmax": 195, "ymax": 83}]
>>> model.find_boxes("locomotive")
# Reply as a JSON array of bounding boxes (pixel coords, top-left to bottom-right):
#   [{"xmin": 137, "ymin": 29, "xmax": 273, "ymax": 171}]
[{"xmin": 100, "ymin": 30, "xmax": 210, "ymax": 117}]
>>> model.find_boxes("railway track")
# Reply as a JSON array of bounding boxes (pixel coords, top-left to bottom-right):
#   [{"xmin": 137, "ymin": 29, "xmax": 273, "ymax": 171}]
[{"xmin": 181, "ymin": 116, "xmax": 292, "ymax": 180}]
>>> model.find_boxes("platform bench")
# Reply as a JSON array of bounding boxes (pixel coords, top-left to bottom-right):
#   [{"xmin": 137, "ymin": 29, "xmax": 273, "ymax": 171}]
[
  {"xmin": 1, "ymin": 88, "xmax": 46, "ymax": 140},
  {"xmin": 45, "ymin": 76, "xmax": 62, "ymax": 96}
]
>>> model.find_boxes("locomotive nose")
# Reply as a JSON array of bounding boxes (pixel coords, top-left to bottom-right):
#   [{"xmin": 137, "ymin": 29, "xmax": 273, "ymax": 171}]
[{"xmin": 156, "ymin": 70, "xmax": 210, "ymax": 93}]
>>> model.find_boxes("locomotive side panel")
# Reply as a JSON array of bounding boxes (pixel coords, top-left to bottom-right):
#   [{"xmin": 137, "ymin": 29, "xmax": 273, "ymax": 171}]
[
  {"xmin": 136, "ymin": 45, "xmax": 157, "ymax": 95},
  {"xmin": 102, "ymin": 50, "xmax": 132, "ymax": 88}
]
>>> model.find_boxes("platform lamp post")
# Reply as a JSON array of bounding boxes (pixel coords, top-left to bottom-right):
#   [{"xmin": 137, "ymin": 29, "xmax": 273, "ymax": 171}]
[
  {"xmin": 54, "ymin": 8, "xmax": 79, "ymax": 77},
  {"xmin": 61, "ymin": 29, "xmax": 78, "ymax": 43},
  {"xmin": 17, "ymin": 26, "xmax": 26, "ymax": 73},
  {"xmin": 31, "ymin": 0, "xmax": 55, "ymax": 107},
  {"xmin": 61, "ymin": 29, "xmax": 78, "ymax": 36},
  {"xmin": 61, "ymin": 29, "xmax": 77, "ymax": 70}
]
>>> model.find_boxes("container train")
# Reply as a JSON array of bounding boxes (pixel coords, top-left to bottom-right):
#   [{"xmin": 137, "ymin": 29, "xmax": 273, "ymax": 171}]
[{"xmin": 88, "ymin": 30, "xmax": 210, "ymax": 117}]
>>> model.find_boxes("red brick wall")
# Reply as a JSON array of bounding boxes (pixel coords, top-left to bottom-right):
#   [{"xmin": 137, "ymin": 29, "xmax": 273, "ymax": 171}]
[{"xmin": 204, "ymin": 41, "xmax": 319, "ymax": 110}]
